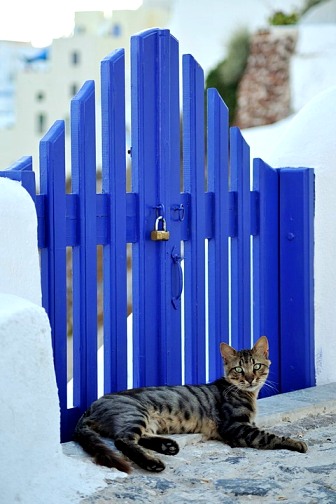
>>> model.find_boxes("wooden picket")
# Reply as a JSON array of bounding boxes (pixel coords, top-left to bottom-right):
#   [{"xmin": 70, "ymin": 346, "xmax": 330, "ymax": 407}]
[
  {"xmin": 253, "ymin": 158, "xmax": 281, "ymax": 393},
  {"xmin": 230, "ymin": 127, "xmax": 252, "ymax": 351},
  {"xmin": 207, "ymin": 88, "xmax": 229, "ymax": 382},
  {"xmin": 0, "ymin": 28, "xmax": 315, "ymax": 442},
  {"xmin": 183, "ymin": 54, "xmax": 206, "ymax": 385},
  {"xmin": 101, "ymin": 49, "xmax": 128, "ymax": 394},
  {"xmin": 39, "ymin": 120, "xmax": 68, "ymax": 422}
]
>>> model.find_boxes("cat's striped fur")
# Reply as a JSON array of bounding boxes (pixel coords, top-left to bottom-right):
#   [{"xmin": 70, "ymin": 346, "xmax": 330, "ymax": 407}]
[{"xmin": 74, "ymin": 336, "xmax": 307, "ymax": 473}]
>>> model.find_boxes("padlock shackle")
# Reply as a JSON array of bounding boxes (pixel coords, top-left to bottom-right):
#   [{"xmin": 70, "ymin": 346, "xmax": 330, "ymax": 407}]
[{"xmin": 155, "ymin": 215, "xmax": 167, "ymax": 231}]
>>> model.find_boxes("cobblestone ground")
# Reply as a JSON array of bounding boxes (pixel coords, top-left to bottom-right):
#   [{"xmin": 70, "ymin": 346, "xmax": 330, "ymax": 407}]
[{"xmin": 76, "ymin": 413, "xmax": 336, "ymax": 504}]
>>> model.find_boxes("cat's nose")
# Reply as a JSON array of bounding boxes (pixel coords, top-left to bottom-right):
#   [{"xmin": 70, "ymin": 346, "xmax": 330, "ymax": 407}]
[{"xmin": 246, "ymin": 376, "xmax": 254, "ymax": 385}]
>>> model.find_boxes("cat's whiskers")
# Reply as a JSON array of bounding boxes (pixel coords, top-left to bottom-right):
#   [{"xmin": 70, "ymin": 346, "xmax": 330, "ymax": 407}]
[{"xmin": 261, "ymin": 380, "xmax": 279, "ymax": 394}]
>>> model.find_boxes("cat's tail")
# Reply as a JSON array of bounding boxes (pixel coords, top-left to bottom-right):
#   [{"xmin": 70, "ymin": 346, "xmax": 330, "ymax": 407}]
[{"xmin": 74, "ymin": 419, "xmax": 132, "ymax": 474}]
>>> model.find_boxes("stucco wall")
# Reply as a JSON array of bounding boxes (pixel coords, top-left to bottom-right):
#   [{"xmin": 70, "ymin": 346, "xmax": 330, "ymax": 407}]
[
  {"xmin": 0, "ymin": 177, "xmax": 41, "ymax": 305},
  {"xmin": 0, "ymin": 178, "xmax": 116, "ymax": 503},
  {"xmin": 290, "ymin": 25, "xmax": 336, "ymax": 113}
]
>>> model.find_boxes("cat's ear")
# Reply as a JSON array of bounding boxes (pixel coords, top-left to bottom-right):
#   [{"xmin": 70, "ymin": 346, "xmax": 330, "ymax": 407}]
[
  {"xmin": 253, "ymin": 336, "xmax": 269, "ymax": 358},
  {"xmin": 220, "ymin": 342, "xmax": 237, "ymax": 363}
]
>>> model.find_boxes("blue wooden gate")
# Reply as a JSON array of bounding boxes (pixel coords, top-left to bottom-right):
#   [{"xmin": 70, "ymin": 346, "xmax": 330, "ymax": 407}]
[{"xmin": 0, "ymin": 29, "xmax": 315, "ymax": 442}]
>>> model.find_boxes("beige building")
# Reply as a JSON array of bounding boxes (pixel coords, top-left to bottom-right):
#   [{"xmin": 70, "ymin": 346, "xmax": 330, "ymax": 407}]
[{"xmin": 0, "ymin": 3, "xmax": 171, "ymax": 178}]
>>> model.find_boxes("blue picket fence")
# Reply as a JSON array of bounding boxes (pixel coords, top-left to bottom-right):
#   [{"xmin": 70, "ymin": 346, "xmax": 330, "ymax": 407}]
[{"xmin": 0, "ymin": 29, "xmax": 315, "ymax": 442}]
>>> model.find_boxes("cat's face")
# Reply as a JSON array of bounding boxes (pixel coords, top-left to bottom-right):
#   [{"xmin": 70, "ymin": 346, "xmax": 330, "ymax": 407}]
[{"xmin": 220, "ymin": 336, "xmax": 271, "ymax": 393}]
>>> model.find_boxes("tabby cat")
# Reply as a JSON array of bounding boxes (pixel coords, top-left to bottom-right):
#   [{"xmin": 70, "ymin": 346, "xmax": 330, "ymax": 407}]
[{"xmin": 74, "ymin": 336, "xmax": 307, "ymax": 473}]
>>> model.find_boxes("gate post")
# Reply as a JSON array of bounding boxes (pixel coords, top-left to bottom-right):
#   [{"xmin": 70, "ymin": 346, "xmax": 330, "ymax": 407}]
[{"xmin": 279, "ymin": 168, "xmax": 315, "ymax": 392}]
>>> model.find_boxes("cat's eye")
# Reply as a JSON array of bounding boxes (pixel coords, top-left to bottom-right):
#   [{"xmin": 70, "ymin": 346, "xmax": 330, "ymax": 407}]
[
  {"xmin": 234, "ymin": 366, "xmax": 243, "ymax": 373},
  {"xmin": 253, "ymin": 363, "xmax": 262, "ymax": 371}
]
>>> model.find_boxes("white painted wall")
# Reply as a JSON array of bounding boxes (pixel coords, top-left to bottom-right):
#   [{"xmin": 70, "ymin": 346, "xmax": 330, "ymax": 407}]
[
  {"xmin": 0, "ymin": 178, "xmax": 41, "ymax": 305},
  {"xmin": 290, "ymin": 24, "xmax": 336, "ymax": 113},
  {"xmin": 0, "ymin": 178, "xmax": 123, "ymax": 503}
]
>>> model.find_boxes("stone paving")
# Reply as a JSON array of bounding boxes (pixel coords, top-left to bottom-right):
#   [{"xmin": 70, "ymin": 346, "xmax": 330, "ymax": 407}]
[{"xmin": 64, "ymin": 384, "xmax": 336, "ymax": 504}]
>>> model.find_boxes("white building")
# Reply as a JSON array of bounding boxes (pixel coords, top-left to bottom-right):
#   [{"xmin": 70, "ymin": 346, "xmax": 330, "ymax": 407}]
[{"xmin": 0, "ymin": 4, "xmax": 171, "ymax": 176}]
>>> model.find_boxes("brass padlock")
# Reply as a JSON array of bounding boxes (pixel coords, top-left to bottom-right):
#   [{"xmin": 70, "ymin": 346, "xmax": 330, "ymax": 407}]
[{"xmin": 151, "ymin": 216, "xmax": 170, "ymax": 241}]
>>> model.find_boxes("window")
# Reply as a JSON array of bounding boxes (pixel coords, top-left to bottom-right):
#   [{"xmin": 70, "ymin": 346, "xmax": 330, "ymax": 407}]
[
  {"xmin": 70, "ymin": 83, "xmax": 79, "ymax": 97},
  {"xmin": 74, "ymin": 25, "xmax": 86, "ymax": 35},
  {"xmin": 111, "ymin": 23, "xmax": 122, "ymax": 37},
  {"xmin": 36, "ymin": 91, "xmax": 45, "ymax": 102},
  {"xmin": 71, "ymin": 51, "xmax": 80, "ymax": 66},
  {"xmin": 36, "ymin": 113, "xmax": 47, "ymax": 134}
]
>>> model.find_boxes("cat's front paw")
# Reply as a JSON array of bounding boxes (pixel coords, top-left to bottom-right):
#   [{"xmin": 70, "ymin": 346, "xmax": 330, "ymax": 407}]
[
  {"xmin": 285, "ymin": 438, "xmax": 308, "ymax": 453},
  {"xmin": 145, "ymin": 458, "xmax": 165, "ymax": 472},
  {"xmin": 295, "ymin": 440, "xmax": 308, "ymax": 453}
]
